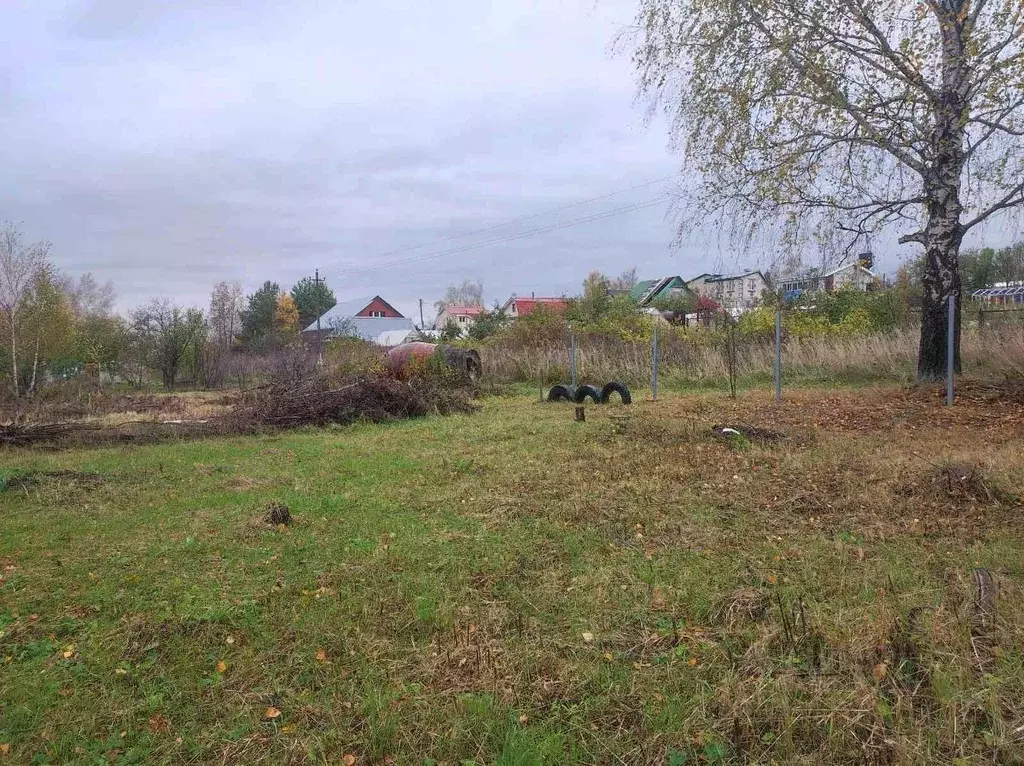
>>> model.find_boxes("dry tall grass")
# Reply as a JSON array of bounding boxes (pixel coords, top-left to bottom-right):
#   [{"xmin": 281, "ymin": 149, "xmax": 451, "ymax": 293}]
[{"xmin": 479, "ymin": 324, "xmax": 1024, "ymax": 387}]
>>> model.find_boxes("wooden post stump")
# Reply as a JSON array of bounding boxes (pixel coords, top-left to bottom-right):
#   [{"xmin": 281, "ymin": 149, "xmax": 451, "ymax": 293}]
[{"xmin": 574, "ymin": 406, "xmax": 586, "ymax": 422}]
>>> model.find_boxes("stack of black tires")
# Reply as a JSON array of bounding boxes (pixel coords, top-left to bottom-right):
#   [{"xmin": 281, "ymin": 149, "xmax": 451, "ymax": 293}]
[{"xmin": 547, "ymin": 382, "xmax": 632, "ymax": 405}]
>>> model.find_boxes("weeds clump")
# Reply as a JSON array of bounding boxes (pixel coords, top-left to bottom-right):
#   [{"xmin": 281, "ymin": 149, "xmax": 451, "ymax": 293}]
[{"xmin": 264, "ymin": 501, "xmax": 292, "ymax": 526}]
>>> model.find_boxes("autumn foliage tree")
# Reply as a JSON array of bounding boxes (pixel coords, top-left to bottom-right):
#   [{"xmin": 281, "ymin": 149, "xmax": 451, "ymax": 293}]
[
  {"xmin": 629, "ymin": 0, "xmax": 1024, "ymax": 379},
  {"xmin": 274, "ymin": 293, "xmax": 300, "ymax": 336}
]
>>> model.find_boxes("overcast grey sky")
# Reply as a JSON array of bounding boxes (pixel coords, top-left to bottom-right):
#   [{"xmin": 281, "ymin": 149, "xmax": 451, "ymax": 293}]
[{"xmin": 2, "ymin": 0, "xmax": 984, "ymax": 318}]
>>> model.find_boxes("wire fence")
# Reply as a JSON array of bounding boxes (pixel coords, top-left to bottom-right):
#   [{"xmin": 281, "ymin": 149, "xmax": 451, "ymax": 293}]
[{"xmin": 529, "ymin": 298, "xmax": 1024, "ymax": 405}]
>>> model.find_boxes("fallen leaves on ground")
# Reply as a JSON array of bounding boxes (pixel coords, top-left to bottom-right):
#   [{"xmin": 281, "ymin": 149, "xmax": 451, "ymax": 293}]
[{"xmin": 264, "ymin": 707, "xmax": 281, "ymax": 720}]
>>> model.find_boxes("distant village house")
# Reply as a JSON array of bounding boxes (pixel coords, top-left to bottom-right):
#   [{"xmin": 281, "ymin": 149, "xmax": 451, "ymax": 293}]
[
  {"xmin": 303, "ymin": 295, "xmax": 416, "ymax": 346},
  {"xmin": 686, "ymin": 271, "xmax": 768, "ymax": 313},
  {"xmin": 778, "ymin": 261, "xmax": 876, "ymax": 299},
  {"xmin": 631, "ymin": 276, "xmax": 693, "ymax": 307},
  {"xmin": 436, "ymin": 304, "xmax": 485, "ymax": 330},
  {"xmin": 501, "ymin": 295, "xmax": 570, "ymax": 317}
]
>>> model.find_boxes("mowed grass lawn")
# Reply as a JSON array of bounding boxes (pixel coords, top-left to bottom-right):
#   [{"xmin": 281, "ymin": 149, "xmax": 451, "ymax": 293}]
[{"xmin": 1, "ymin": 386, "xmax": 1023, "ymax": 765}]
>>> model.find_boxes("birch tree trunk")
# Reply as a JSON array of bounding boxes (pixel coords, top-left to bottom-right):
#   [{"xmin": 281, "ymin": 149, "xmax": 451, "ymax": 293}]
[
  {"xmin": 918, "ymin": 202, "xmax": 964, "ymax": 380},
  {"xmin": 8, "ymin": 324, "xmax": 18, "ymax": 398},
  {"xmin": 29, "ymin": 334, "xmax": 40, "ymax": 395},
  {"xmin": 917, "ymin": 5, "xmax": 969, "ymax": 381}
]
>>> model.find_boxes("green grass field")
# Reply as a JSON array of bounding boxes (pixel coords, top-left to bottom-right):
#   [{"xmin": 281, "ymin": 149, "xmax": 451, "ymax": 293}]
[{"xmin": 2, "ymin": 387, "xmax": 1023, "ymax": 764}]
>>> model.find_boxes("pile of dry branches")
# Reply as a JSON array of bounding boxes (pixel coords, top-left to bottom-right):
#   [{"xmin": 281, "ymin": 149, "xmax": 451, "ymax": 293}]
[
  {"xmin": 0, "ymin": 421, "xmax": 101, "ymax": 447},
  {"xmin": 230, "ymin": 372, "xmax": 476, "ymax": 429}
]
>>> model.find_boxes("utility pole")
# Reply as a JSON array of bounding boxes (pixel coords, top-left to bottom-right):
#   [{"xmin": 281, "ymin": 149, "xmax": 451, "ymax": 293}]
[
  {"xmin": 419, "ymin": 298, "xmax": 425, "ymax": 330},
  {"xmin": 313, "ymin": 268, "xmax": 324, "ymax": 365}
]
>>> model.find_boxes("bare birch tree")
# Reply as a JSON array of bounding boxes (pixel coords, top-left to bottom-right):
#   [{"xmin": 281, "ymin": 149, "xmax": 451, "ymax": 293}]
[
  {"xmin": 64, "ymin": 273, "xmax": 116, "ymax": 318},
  {"xmin": 627, "ymin": 0, "xmax": 1024, "ymax": 379},
  {"xmin": 435, "ymin": 280, "xmax": 484, "ymax": 312},
  {"xmin": 209, "ymin": 280, "xmax": 244, "ymax": 349},
  {"xmin": 0, "ymin": 224, "xmax": 49, "ymax": 396}
]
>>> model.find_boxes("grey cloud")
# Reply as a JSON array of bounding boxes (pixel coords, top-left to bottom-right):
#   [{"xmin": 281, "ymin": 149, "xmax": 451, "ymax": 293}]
[{"xmin": 2, "ymin": 0, "xmax": 730, "ymax": 317}]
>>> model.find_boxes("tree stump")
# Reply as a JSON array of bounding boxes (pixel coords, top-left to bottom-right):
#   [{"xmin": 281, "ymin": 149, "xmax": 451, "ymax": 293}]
[{"xmin": 574, "ymin": 406, "xmax": 586, "ymax": 422}]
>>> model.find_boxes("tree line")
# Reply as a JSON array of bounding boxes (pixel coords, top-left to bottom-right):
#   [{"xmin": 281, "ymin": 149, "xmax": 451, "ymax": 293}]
[{"xmin": 0, "ymin": 223, "xmax": 337, "ymax": 396}]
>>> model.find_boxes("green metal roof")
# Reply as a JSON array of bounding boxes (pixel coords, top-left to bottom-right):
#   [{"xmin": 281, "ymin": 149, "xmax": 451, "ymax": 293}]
[{"xmin": 630, "ymin": 280, "xmax": 658, "ymax": 300}]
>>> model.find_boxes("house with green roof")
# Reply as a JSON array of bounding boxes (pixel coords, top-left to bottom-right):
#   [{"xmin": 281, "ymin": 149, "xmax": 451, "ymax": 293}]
[{"xmin": 630, "ymin": 276, "xmax": 694, "ymax": 306}]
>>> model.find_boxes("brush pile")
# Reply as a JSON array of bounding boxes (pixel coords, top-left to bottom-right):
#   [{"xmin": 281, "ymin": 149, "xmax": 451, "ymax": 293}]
[
  {"xmin": 231, "ymin": 371, "xmax": 477, "ymax": 429},
  {"xmin": 0, "ymin": 421, "xmax": 101, "ymax": 446}
]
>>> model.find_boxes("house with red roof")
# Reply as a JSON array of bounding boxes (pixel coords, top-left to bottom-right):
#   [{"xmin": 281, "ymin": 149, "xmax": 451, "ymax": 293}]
[
  {"xmin": 302, "ymin": 295, "xmax": 414, "ymax": 344},
  {"xmin": 501, "ymin": 294, "xmax": 570, "ymax": 318}
]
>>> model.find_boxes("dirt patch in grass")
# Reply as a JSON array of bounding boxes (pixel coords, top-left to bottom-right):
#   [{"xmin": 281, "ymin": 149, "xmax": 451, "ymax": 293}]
[
  {"xmin": 647, "ymin": 381, "xmax": 1024, "ymax": 437},
  {"xmin": 1, "ymin": 470, "xmax": 104, "ymax": 491}
]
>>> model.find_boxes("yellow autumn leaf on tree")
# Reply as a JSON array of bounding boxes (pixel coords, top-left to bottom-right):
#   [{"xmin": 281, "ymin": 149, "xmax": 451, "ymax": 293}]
[{"xmin": 275, "ymin": 293, "xmax": 299, "ymax": 333}]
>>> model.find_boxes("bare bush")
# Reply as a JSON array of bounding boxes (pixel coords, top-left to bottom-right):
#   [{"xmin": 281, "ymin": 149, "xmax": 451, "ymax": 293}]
[{"xmin": 266, "ymin": 345, "xmax": 318, "ymax": 385}]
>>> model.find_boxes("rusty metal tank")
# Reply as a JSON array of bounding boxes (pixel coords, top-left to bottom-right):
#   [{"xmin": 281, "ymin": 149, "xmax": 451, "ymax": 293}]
[{"xmin": 385, "ymin": 343, "xmax": 481, "ymax": 381}]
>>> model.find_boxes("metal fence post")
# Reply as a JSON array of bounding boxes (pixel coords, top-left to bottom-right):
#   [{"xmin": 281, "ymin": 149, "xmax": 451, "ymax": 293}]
[
  {"xmin": 652, "ymin": 323, "xmax": 660, "ymax": 400},
  {"xmin": 947, "ymin": 293, "xmax": 955, "ymax": 406},
  {"xmin": 774, "ymin": 308, "xmax": 782, "ymax": 403},
  {"xmin": 569, "ymin": 330, "xmax": 577, "ymax": 388}
]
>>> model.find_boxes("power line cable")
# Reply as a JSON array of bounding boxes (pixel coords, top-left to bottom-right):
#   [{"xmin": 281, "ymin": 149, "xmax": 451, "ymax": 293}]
[
  {"xmin": 365, "ymin": 174, "xmax": 677, "ymax": 261},
  {"xmin": 337, "ymin": 194, "xmax": 671, "ymax": 277}
]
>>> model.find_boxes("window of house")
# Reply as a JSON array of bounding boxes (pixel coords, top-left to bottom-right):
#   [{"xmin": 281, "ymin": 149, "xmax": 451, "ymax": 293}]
[
  {"xmin": 458, "ymin": 315, "xmax": 467, "ymax": 323},
  {"xmin": 369, "ymin": 310, "xmax": 384, "ymax": 318},
  {"xmin": 748, "ymin": 279, "xmax": 755, "ymax": 290}
]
